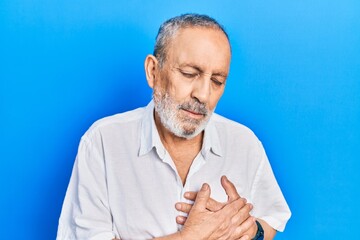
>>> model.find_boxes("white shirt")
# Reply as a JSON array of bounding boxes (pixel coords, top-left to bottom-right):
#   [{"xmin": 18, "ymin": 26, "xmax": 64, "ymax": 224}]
[{"xmin": 57, "ymin": 100, "xmax": 291, "ymax": 240}]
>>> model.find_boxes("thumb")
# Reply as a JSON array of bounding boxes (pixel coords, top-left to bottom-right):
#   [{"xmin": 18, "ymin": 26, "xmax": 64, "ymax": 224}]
[
  {"xmin": 221, "ymin": 175, "xmax": 240, "ymax": 202},
  {"xmin": 193, "ymin": 183, "xmax": 211, "ymax": 210}
]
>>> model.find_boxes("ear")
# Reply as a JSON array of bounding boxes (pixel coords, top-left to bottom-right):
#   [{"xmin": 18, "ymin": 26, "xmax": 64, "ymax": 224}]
[{"xmin": 144, "ymin": 54, "xmax": 159, "ymax": 89}]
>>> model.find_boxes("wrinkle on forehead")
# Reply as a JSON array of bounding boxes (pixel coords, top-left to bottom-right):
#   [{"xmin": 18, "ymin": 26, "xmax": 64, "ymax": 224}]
[{"xmin": 165, "ymin": 27, "xmax": 231, "ymax": 71}]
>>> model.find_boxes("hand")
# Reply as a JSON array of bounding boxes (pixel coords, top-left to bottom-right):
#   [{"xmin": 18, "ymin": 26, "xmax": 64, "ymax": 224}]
[
  {"xmin": 178, "ymin": 177, "xmax": 257, "ymax": 240},
  {"xmin": 177, "ymin": 176, "xmax": 258, "ymax": 240},
  {"xmin": 175, "ymin": 191, "xmax": 224, "ymax": 222}
]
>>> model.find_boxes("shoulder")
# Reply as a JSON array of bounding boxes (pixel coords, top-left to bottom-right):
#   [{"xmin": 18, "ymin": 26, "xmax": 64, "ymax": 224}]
[
  {"xmin": 211, "ymin": 113, "xmax": 261, "ymax": 147},
  {"xmin": 212, "ymin": 113, "xmax": 258, "ymax": 138},
  {"xmin": 82, "ymin": 106, "xmax": 146, "ymax": 141}
]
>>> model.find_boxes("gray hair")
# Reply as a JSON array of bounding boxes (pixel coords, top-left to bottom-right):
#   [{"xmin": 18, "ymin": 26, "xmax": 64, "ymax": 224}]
[{"xmin": 153, "ymin": 13, "xmax": 230, "ymax": 67}]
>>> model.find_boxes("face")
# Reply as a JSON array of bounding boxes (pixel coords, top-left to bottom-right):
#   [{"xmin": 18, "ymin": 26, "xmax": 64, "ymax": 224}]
[{"xmin": 152, "ymin": 27, "xmax": 231, "ymax": 139}]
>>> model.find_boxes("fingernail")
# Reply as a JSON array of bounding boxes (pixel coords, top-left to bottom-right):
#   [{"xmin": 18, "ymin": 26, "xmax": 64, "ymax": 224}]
[
  {"xmin": 177, "ymin": 216, "xmax": 185, "ymax": 223},
  {"xmin": 175, "ymin": 203, "xmax": 181, "ymax": 210},
  {"xmin": 184, "ymin": 192, "xmax": 190, "ymax": 198},
  {"xmin": 202, "ymin": 183, "xmax": 209, "ymax": 190}
]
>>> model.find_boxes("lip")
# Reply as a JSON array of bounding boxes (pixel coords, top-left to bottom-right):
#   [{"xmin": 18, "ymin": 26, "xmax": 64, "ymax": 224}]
[{"xmin": 181, "ymin": 108, "xmax": 205, "ymax": 119}]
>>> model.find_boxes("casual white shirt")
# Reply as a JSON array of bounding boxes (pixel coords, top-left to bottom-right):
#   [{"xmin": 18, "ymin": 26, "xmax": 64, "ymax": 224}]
[{"xmin": 57, "ymin": 100, "xmax": 291, "ymax": 240}]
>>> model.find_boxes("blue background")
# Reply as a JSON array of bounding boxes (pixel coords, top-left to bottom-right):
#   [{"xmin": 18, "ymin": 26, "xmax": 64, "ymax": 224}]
[{"xmin": 1, "ymin": 1, "xmax": 359, "ymax": 239}]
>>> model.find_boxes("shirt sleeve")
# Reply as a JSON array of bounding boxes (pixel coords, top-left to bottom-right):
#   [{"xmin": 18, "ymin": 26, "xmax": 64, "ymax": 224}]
[
  {"xmin": 250, "ymin": 142, "xmax": 291, "ymax": 232},
  {"xmin": 57, "ymin": 130, "xmax": 118, "ymax": 240}
]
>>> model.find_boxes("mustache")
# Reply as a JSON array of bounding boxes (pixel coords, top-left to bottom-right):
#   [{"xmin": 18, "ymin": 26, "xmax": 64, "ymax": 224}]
[{"xmin": 178, "ymin": 101, "xmax": 208, "ymax": 115}]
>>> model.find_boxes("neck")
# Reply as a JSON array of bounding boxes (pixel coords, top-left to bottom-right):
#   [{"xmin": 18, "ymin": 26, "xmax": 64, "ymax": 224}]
[{"xmin": 154, "ymin": 110, "xmax": 204, "ymax": 185}]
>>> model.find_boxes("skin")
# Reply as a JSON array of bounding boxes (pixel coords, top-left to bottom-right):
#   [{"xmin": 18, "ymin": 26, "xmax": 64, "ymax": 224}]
[{"xmin": 115, "ymin": 26, "xmax": 276, "ymax": 239}]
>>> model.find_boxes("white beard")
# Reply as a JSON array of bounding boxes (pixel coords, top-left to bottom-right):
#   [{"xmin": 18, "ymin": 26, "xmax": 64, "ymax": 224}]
[{"xmin": 153, "ymin": 89, "xmax": 213, "ymax": 139}]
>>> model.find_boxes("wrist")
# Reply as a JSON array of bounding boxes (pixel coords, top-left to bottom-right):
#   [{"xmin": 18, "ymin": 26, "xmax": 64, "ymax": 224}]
[
  {"xmin": 179, "ymin": 228, "xmax": 205, "ymax": 240},
  {"xmin": 178, "ymin": 229, "xmax": 190, "ymax": 240},
  {"xmin": 252, "ymin": 220, "xmax": 264, "ymax": 240}
]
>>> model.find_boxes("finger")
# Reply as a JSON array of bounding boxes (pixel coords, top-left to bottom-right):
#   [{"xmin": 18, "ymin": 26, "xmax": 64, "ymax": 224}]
[
  {"xmin": 232, "ymin": 202, "xmax": 253, "ymax": 224},
  {"xmin": 183, "ymin": 192, "xmax": 225, "ymax": 213},
  {"xmin": 221, "ymin": 198, "xmax": 248, "ymax": 220},
  {"xmin": 185, "ymin": 191, "xmax": 224, "ymax": 212},
  {"xmin": 238, "ymin": 235, "xmax": 250, "ymax": 240},
  {"xmin": 184, "ymin": 191, "xmax": 197, "ymax": 201},
  {"xmin": 221, "ymin": 175, "xmax": 240, "ymax": 202},
  {"xmin": 175, "ymin": 202, "xmax": 193, "ymax": 214},
  {"xmin": 176, "ymin": 215, "xmax": 187, "ymax": 225},
  {"xmin": 207, "ymin": 198, "xmax": 225, "ymax": 212},
  {"xmin": 192, "ymin": 183, "xmax": 211, "ymax": 210},
  {"xmin": 233, "ymin": 216, "xmax": 256, "ymax": 238}
]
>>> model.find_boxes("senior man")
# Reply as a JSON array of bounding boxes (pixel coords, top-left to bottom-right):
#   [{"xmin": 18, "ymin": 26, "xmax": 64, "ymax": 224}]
[{"xmin": 57, "ymin": 14, "xmax": 291, "ymax": 240}]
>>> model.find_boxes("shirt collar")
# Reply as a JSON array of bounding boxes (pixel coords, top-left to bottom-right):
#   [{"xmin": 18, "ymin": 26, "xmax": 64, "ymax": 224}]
[
  {"xmin": 139, "ymin": 100, "xmax": 166, "ymax": 159},
  {"xmin": 202, "ymin": 114, "xmax": 223, "ymax": 157},
  {"xmin": 139, "ymin": 100, "xmax": 223, "ymax": 158}
]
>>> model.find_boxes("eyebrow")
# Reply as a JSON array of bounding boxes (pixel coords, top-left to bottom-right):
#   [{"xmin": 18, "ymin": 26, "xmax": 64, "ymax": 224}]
[{"xmin": 178, "ymin": 63, "xmax": 228, "ymax": 78}]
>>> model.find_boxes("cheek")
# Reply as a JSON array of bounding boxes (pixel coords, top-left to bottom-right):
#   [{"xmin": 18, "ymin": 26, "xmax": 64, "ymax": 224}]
[
  {"xmin": 155, "ymin": 70, "xmax": 172, "ymax": 91},
  {"xmin": 168, "ymin": 80, "xmax": 194, "ymax": 100},
  {"xmin": 209, "ymin": 89, "xmax": 224, "ymax": 110}
]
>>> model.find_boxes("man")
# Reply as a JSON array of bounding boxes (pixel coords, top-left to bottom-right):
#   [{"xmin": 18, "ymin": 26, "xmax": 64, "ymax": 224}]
[{"xmin": 57, "ymin": 14, "xmax": 291, "ymax": 240}]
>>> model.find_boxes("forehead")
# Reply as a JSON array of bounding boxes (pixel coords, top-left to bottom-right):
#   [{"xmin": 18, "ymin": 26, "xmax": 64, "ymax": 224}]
[{"xmin": 166, "ymin": 27, "xmax": 231, "ymax": 72}]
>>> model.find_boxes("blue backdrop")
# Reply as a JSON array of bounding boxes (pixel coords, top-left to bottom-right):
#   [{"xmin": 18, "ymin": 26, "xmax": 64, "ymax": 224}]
[{"xmin": 1, "ymin": 1, "xmax": 359, "ymax": 239}]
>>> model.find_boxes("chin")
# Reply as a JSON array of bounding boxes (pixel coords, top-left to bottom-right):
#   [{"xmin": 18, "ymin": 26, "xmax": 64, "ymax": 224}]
[{"xmin": 178, "ymin": 126, "xmax": 203, "ymax": 140}]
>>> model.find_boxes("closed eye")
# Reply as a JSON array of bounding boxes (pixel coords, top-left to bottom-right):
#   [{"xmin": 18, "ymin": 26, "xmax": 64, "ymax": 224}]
[
  {"xmin": 211, "ymin": 78, "xmax": 224, "ymax": 86},
  {"xmin": 179, "ymin": 70, "xmax": 199, "ymax": 79}
]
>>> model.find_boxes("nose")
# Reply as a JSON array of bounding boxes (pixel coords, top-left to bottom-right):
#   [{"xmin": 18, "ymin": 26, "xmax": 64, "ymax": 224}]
[{"xmin": 191, "ymin": 75, "xmax": 211, "ymax": 104}]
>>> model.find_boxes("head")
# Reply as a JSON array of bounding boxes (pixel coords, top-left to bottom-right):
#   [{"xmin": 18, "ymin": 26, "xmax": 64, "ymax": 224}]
[
  {"xmin": 153, "ymin": 14, "xmax": 230, "ymax": 68},
  {"xmin": 145, "ymin": 14, "xmax": 231, "ymax": 139}
]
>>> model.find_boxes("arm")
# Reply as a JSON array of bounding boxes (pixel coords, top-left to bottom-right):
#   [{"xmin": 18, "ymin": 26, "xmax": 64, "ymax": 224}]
[
  {"xmin": 57, "ymin": 133, "xmax": 118, "ymax": 240},
  {"xmin": 152, "ymin": 232, "xmax": 182, "ymax": 240},
  {"xmin": 250, "ymin": 143, "xmax": 291, "ymax": 234},
  {"xmin": 257, "ymin": 219, "xmax": 276, "ymax": 240}
]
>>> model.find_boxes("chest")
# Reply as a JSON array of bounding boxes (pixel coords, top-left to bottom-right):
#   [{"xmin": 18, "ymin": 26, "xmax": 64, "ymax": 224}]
[
  {"xmin": 106, "ymin": 151, "xmax": 252, "ymax": 240},
  {"xmin": 166, "ymin": 146, "xmax": 201, "ymax": 185}
]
